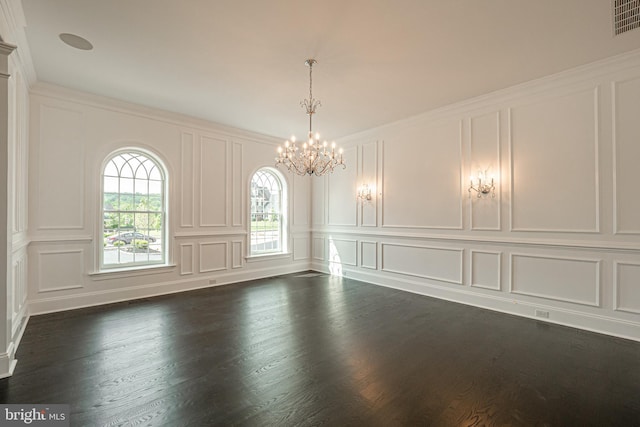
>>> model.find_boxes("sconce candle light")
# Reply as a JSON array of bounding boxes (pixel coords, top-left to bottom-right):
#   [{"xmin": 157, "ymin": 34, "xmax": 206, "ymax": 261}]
[
  {"xmin": 357, "ymin": 184, "xmax": 372, "ymax": 202},
  {"xmin": 468, "ymin": 170, "xmax": 496, "ymax": 198}
]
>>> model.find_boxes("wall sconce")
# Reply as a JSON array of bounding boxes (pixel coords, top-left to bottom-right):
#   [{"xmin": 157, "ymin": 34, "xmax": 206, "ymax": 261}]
[
  {"xmin": 468, "ymin": 170, "xmax": 496, "ymax": 198},
  {"xmin": 357, "ymin": 184, "xmax": 372, "ymax": 202}
]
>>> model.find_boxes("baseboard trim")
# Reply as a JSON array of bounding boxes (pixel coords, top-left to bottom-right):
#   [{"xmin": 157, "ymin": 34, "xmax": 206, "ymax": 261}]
[
  {"xmin": 0, "ymin": 343, "xmax": 17, "ymax": 379},
  {"xmin": 29, "ymin": 263, "xmax": 310, "ymax": 316},
  {"xmin": 311, "ymin": 263, "xmax": 640, "ymax": 343},
  {"xmin": 0, "ymin": 306, "xmax": 31, "ymax": 378}
]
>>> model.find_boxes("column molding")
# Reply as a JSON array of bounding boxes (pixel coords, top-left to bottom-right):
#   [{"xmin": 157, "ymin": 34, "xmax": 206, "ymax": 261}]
[{"xmin": 0, "ymin": 40, "xmax": 17, "ymax": 378}]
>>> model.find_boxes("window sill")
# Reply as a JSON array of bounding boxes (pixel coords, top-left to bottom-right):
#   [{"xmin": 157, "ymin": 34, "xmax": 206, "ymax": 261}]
[
  {"xmin": 245, "ymin": 253, "xmax": 292, "ymax": 263},
  {"xmin": 89, "ymin": 264, "xmax": 176, "ymax": 281}
]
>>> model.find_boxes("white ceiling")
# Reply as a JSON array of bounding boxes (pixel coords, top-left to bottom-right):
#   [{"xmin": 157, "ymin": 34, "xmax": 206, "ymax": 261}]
[{"xmin": 19, "ymin": 0, "xmax": 640, "ymax": 139}]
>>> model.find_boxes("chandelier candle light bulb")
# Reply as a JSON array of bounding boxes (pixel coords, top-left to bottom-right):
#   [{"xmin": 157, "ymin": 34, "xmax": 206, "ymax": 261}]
[{"xmin": 275, "ymin": 59, "xmax": 346, "ymax": 176}]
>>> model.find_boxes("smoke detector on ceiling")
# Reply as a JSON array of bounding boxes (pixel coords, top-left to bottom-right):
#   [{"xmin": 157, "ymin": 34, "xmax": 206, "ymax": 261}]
[{"xmin": 613, "ymin": 0, "xmax": 640, "ymax": 35}]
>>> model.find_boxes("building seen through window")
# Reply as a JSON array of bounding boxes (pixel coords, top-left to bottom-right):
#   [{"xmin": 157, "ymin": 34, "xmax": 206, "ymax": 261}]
[
  {"xmin": 102, "ymin": 151, "xmax": 166, "ymax": 268},
  {"xmin": 250, "ymin": 168, "xmax": 286, "ymax": 255}
]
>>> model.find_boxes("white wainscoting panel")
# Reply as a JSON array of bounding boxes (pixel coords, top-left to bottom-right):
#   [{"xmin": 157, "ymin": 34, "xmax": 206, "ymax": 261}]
[
  {"xmin": 12, "ymin": 77, "xmax": 28, "ymax": 234},
  {"xmin": 180, "ymin": 132, "xmax": 195, "ymax": 227},
  {"xmin": 327, "ymin": 146, "xmax": 357, "ymax": 226},
  {"xmin": 510, "ymin": 253, "xmax": 600, "ymax": 306},
  {"xmin": 470, "ymin": 112, "xmax": 501, "ymax": 230},
  {"xmin": 293, "ymin": 237, "xmax": 310, "ymax": 261},
  {"xmin": 361, "ymin": 141, "xmax": 378, "ymax": 227},
  {"xmin": 232, "ymin": 240, "xmax": 243, "ymax": 269},
  {"xmin": 37, "ymin": 105, "xmax": 84, "ymax": 229},
  {"xmin": 382, "ymin": 243, "xmax": 463, "ymax": 285},
  {"xmin": 179, "ymin": 243, "xmax": 194, "ymax": 275},
  {"xmin": 614, "ymin": 262, "xmax": 640, "ymax": 314},
  {"xmin": 232, "ymin": 141, "xmax": 243, "ymax": 227},
  {"xmin": 382, "ymin": 120, "xmax": 462, "ymax": 229},
  {"xmin": 11, "ymin": 255, "xmax": 27, "ymax": 318},
  {"xmin": 199, "ymin": 242, "xmax": 227, "ymax": 273},
  {"xmin": 360, "ymin": 241, "xmax": 377, "ymax": 270},
  {"xmin": 613, "ymin": 78, "xmax": 640, "ymax": 234},
  {"xmin": 199, "ymin": 136, "xmax": 227, "ymax": 227},
  {"xmin": 470, "ymin": 250, "xmax": 501, "ymax": 290},
  {"xmin": 328, "ymin": 238, "xmax": 357, "ymax": 266},
  {"xmin": 510, "ymin": 88, "xmax": 599, "ymax": 232},
  {"xmin": 313, "ymin": 237, "xmax": 325, "ymax": 260},
  {"xmin": 37, "ymin": 249, "xmax": 84, "ymax": 292}
]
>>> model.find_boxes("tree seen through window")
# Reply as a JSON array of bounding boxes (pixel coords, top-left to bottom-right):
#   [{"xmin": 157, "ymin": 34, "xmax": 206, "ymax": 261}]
[
  {"xmin": 102, "ymin": 151, "xmax": 166, "ymax": 267},
  {"xmin": 250, "ymin": 168, "xmax": 286, "ymax": 255}
]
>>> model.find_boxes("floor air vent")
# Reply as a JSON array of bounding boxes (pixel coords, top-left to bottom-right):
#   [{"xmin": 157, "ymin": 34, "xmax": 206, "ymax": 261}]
[{"xmin": 614, "ymin": 0, "xmax": 640, "ymax": 35}]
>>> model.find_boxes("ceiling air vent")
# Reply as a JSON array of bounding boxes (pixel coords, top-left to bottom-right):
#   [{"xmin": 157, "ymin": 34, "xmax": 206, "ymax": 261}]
[{"xmin": 614, "ymin": 0, "xmax": 640, "ymax": 35}]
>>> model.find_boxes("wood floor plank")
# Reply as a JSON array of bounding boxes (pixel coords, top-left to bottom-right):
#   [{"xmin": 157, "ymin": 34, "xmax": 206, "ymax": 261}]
[{"xmin": 1, "ymin": 272, "xmax": 639, "ymax": 426}]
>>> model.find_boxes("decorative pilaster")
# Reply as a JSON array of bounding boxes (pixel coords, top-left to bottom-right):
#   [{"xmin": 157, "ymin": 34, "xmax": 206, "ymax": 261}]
[{"xmin": 0, "ymin": 41, "xmax": 17, "ymax": 378}]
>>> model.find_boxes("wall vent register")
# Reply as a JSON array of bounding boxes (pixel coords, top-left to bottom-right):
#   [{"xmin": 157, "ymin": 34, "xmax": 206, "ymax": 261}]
[{"xmin": 614, "ymin": 0, "xmax": 640, "ymax": 35}]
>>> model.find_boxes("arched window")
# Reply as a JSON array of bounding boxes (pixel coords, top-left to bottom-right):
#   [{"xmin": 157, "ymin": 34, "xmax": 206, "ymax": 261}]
[
  {"xmin": 102, "ymin": 150, "xmax": 167, "ymax": 268},
  {"xmin": 250, "ymin": 168, "xmax": 287, "ymax": 255}
]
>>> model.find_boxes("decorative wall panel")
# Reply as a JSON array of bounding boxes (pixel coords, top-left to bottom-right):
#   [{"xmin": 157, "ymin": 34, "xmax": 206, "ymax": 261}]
[
  {"xmin": 293, "ymin": 174, "xmax": 310, "ymax": 226},
  {"xmin": 199, "ymin": 242, "xmax": 227, "ymax": 273},
  {"xmin": 37, "ymin": 105, "xmax": 84, "ymax": 229},
  {"xmin": 469, "ymin": 112, "xmax": 500, "ymax": 230},
  {"xmin": 311, "ymin": 178, "xmax": 325, "ymax": 226},
  {"xmin": 382, "ymin": 243, "xmax": 463, "ymax": 284},
  {"xmin": 293, "ymin": 237, "xmax": 310, "ymax": 261},
  {"xmin": 180, "ymin": 132, "xmax": 195, "ymax": 227},
  {"xmin": 327, "ymin": 146, "xmax": 357, "ymax": 226},
  {"xmin": 232, "ymin": 142, "xmax": 243, "ymax": 227},
  {"xmin": 328, "ymin": 238, "xmax": 357, "ymax": 266},
  {"xmin": 510, "ymin": 89, "xmax": 599, "ymax": 232},
  {"xmin": 382, "ymin": 120, "xmax": 462, "ymax": 229},
  {"xmin": 614, "ymin": 262, "xmax": 640, "ymax": 314},
  {"xmin": 470, "ymin": 250, "xmax": 501, "ymax": 290},
  {"xmin": 179, "ymin": 243, "xmax": 194, "ymax": 275},
  {"xmin": 11, "ymin": 254, "xmax": 27, "ymax": 328},
  {"xmin": 360, "ymin": 241, "xmax": 377, "ymax": 270},
  {"xmin": 37, "ymin": 250, "xmax": 84, "ymax": 292},
  {"xmin": 361, "ymin": 141, "xmax": 378, "ymax": 227},
  {"xmin": 232, "ymin": 240, "xmax": 243, "ymax": 269},
  {"xmin": 510, "ymin": 254, "xmax": 600, "ymax": 306},
  {"xmin": 613, "ymin": 78, "xmax": 640, "ymax": 234},
  {"xmin": 199, "ymin": 136, "xmax": 227, "ymax": 227},
  {"xmin": 313, "ymin": 237, "xmax": 325, "ymax": 260}
]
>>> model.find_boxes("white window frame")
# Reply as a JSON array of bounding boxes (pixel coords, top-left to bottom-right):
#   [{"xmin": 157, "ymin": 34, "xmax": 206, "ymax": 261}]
[
  {"xmin": 99, "ymin": 148, "xmax": 169, "ymax": 271},
  {"xmin": 248, "ymin": 167, "xmax": 288, "ymax": 258}
]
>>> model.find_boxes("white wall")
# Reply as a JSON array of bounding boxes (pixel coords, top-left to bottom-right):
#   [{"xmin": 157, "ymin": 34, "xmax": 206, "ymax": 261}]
[
  {"xmin": 311, "ymin": 50, "xmax": 640, "ymax": 341},
  {"xmin": 7, "ymin": 44, "xmax": 29, "ymax": 362},
  {"xmin": 27, "ymin": 84, "xmax": 312, "ymax": 314},
  {"xmin": 0, "ymin": 3, "xmax": 31, "ymax": 377}
]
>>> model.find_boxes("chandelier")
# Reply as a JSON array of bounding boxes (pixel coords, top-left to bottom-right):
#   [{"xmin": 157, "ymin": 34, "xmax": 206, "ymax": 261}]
[{"xmin": 275, "ymin": 59, "xmax": 346, "ymax": 176}]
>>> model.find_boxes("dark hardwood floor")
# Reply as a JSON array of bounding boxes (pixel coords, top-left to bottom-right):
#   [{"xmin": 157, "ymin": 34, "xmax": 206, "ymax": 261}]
[{"xmin": 1, "ymin": 272, "xmax": 639, "ymax": 426}]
